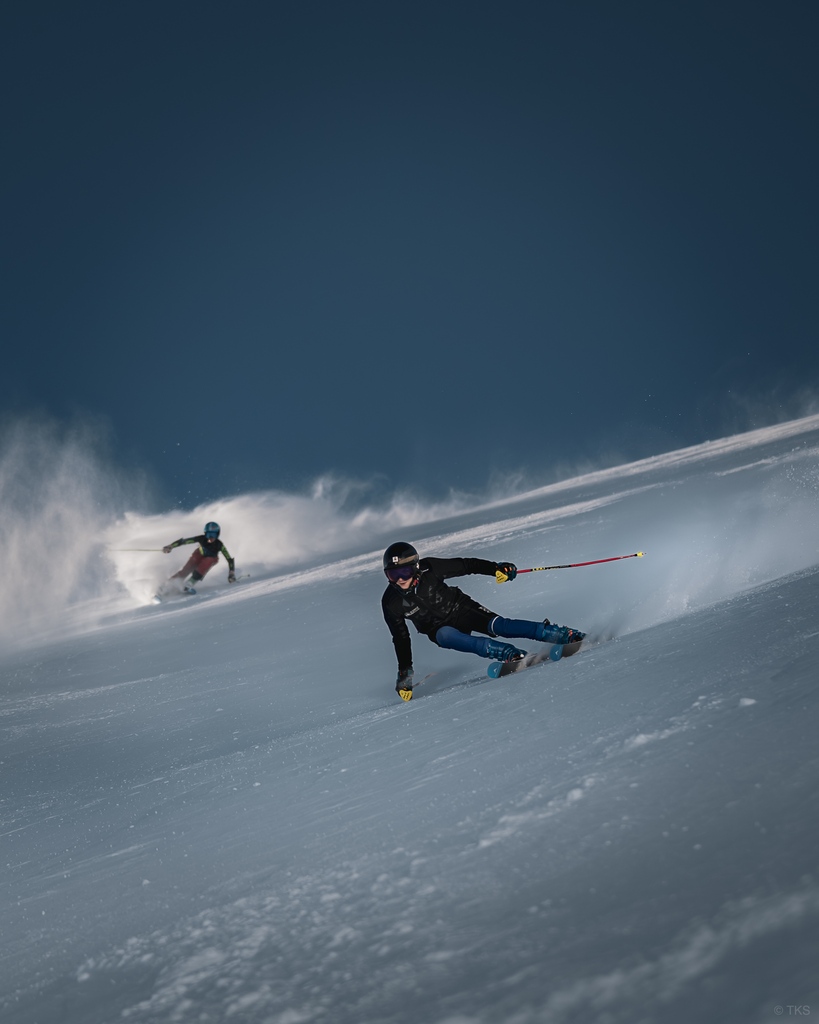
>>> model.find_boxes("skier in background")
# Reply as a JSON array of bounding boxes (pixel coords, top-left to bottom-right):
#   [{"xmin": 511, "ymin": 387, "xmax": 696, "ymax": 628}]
[
  {"xmin": 382, "ymin": 541, "xmax": 585, "ymax": 700},
  {"xmin": 162, "ymin": 521, "xmax": 236, "ymax": 593}
]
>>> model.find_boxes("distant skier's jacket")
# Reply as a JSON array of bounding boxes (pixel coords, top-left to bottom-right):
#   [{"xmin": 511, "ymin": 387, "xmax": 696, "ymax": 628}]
[
  {"xmin": 381, "ymin": 556, "xmax": 498, "ymax": 672},
  {"xmin": 166, "ymin": 535, "xmax": 235, "ymax": 571}
]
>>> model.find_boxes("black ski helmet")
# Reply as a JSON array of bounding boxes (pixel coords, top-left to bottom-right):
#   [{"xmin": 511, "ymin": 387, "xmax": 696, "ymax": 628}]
[
  {"xmin": 383, "ymin": 541, "xmax": 419, "ymax": 580},
  {"xmin": 204, "ymin": 521, "xmax": 220, "ymax": 539}
]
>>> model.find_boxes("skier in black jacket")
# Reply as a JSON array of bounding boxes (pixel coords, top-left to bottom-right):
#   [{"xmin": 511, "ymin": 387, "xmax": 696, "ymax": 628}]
[{"xmin": 381, "ymin": 541, "xmax": 584, "ymax": 700}]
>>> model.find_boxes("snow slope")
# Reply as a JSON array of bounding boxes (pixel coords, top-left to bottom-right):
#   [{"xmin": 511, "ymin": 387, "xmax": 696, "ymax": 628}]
[{"xmin": 2, "ymin": 416, "xmax": 819, "ymax": 1024}]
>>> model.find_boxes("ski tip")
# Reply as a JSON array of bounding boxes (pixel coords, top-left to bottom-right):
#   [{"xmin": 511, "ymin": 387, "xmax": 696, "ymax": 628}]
[
  {"xmin": 487, "ymin": 661, "xmax": 503, "ymax": 678},
  {"xmin": 636, "ymin": 551, "xmax": 645, "ymax": 557},
  {"xmin": 549, "ymin": 645, "xmax": 564, "ymax": 662}
]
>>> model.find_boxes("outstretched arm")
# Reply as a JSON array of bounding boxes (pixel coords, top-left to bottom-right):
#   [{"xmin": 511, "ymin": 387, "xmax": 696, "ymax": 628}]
[
  {"xmin": 382, "ymin": 591, "xmax": 414, "ymax": 698},
  {"xmin": 383, "ymin": 608, "xmax": 413, "ymax": 673},
  {"xmin": 425, "ymin": 556, "xmax": 505, "ymax": 580},
  {"xmin": 162, "ymin": 536, "xmax": 197, "ymax": 554},
  {"xmin": 219, "ymin": 541, "xmax": 237, "ymax": 578},
  {"xmin": 217, "ymin": 540, "xmax": 236, "ymax": 581}
]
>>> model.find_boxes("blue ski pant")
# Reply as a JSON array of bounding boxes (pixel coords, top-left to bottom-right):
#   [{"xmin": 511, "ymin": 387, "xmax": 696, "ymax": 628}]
[{"xmin": 434, "ymin": 616, "xmax": 544, "ymax": 659}]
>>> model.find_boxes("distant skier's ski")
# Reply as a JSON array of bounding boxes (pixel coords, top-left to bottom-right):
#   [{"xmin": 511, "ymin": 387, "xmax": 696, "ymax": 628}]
[
  {"xmin": 487, "ymin": 640, "xmax": 583, "ymax": 678},
  {"xmin": 152, "ymin": 586, "xmax": 195, "ymax": 603},
  {"xmin": 152, "ymin": 574, "xmax": 250, "ymax": 604}
]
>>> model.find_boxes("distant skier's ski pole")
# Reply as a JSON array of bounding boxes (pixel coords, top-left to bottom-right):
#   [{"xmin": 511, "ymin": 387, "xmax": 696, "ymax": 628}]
[
  {"xmin": 496, "ymin": 551, "xmax": 645, "ymax": 583},
  {"xmin": 109, "ymin": 548, "xmax": 166, "ymax": 552}
]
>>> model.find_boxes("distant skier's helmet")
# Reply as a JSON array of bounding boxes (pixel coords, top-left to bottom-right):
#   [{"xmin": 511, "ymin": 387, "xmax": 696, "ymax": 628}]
[
  {"xmin": 383, "ymin": 541, "xmax": 419, "ymax": 583},
  {"xmin": 204, "ymin": 522, "xmax": 220, "ymax": 539}
]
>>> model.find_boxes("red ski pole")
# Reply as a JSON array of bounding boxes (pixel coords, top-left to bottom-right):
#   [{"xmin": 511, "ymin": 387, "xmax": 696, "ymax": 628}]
[{"xmin": 496, "ymin": 551, "xmax": 644, "ymax": 583}]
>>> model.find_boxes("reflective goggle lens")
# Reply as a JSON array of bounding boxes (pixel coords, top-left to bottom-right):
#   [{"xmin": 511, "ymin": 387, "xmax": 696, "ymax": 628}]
[{"xmin": 385, "ymin": 565, "xmax": 417, "ymax": 582}]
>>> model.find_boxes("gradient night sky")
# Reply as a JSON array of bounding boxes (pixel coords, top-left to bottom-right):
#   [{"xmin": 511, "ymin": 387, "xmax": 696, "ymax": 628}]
[{"xmin": 3, "ymin": 1, "xmax": 817, "ymax": 508}]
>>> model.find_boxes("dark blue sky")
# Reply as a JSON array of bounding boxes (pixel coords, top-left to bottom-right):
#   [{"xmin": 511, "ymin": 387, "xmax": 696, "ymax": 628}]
[{"xmin": 3, "ymin": 1, "xmax": 817, "ymax": 508}]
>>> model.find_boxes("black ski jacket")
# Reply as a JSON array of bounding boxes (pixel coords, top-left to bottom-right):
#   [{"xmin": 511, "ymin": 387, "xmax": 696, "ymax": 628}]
[{"xmin": 381, "ymin": 556, "xmax": 499, "ymax": 672}]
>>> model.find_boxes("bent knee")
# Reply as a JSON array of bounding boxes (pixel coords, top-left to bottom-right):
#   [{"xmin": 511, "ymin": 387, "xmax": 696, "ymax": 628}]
[{"xmin": 434, "ymin": 626, "xmax": 461, "ymax": 648}]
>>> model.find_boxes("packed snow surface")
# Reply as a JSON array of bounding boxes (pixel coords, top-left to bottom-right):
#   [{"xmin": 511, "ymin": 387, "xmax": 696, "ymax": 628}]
[{"xmin": 2, "ymin": 415, "xmax": 819, "ymax": 1023}]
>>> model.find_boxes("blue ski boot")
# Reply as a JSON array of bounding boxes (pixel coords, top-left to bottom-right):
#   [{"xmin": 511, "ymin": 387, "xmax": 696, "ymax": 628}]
[
  {"xmin": 485, "ymin": 639, "xmax": 527, "ymax": 662},
  {"xmin": 537, "ymin": 620, "xmax": 586, "ymax": 645}
]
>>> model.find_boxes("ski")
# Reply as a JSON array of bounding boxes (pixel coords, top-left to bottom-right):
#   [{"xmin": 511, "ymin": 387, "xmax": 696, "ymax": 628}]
[
  {"xmin": 487, "ymin": 640, "xmax": 583, "ymax": 678},
  {"xmin": 153, "ymin": 573, "xmax": 250, "ymax": 603},
  {"xmin": 152, "ymin": 587, "xmax": 194, "ymax": 603}
]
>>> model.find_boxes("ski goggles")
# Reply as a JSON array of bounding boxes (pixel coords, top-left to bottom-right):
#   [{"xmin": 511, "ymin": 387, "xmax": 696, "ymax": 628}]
[
  {"xmin": 385, "ymin": 564, "xmax": 418, "ymax": 583},
  {"xmin": 205, "ymin": 531, "xmax": 219, "ymax": 540}
]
